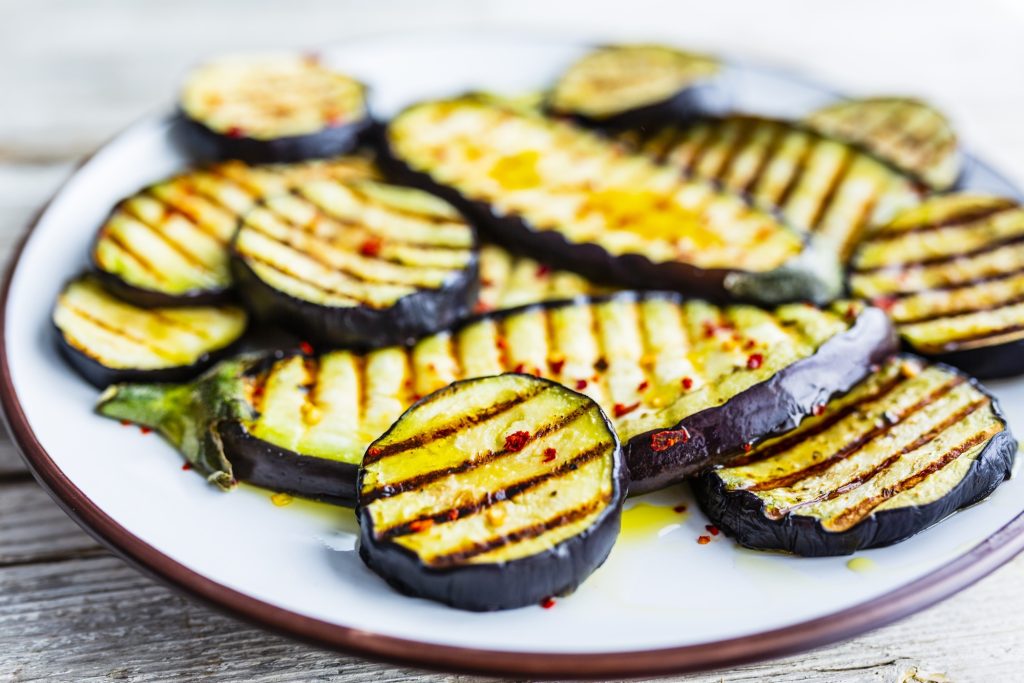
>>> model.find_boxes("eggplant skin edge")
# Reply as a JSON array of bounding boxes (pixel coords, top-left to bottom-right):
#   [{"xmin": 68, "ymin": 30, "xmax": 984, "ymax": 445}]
[
  {"xmin": 54, "ymin": 322, "xmax": 244, "ymax": 389},
  {"xmin": 177, "ymin": 110, "xmax": 376, "ymax": 164},
  {"xmin": 230, "ymin": 250, "xmax": 481, "ymax": 349},
  {"xmin": 625, "ymin": 306, "xmax": 899, "ymax": 496},
  {"xmin": 89, "ymin": 260, "xmax": 235, "ymax": 309},
  {"xmin": 547, "ymin": 79, "xmax": 730, "ymax": 131},
  {"xmin": 356, "ymin": 374, "xmax": 628, "ymax": 612},
  {"xmin": 691, "ymin": 374, "xmax": 1017, "ymax": 556}
]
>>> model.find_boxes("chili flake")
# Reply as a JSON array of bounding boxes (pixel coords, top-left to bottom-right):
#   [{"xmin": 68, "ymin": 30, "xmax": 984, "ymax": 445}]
[
  {"xmin": 742, "ymin": 442, "xmax": 753, "ymax": 453},
  {"xmin": 636, "ymin": 380, "xmax": 649, "ymax": 392},
  {"xmin": 550, "ymin": 358, "xmax": 566, "ymax": 374},
  {"xmin": 705, "ymin": 524, "xmax": 720, "ymax": 536},
  {"xmin": 542, "ymin": 447, "xmax": 557, "ymax": 462},
  {"xmin": 139, "ymin": 426, "xmax": 152, "ymax": 435},
  {"xmin": 813, "ymin": 403, "xmax": 827, "ymax": 416},
  {"xmin": 613, "ymin": 402, "xmax": 640, "ymax": 418},
  {"xmin": 473, "ymin": 300, "xmax": 493, "ymax": 314},
  {"xmin": 299, "ymin": 341, "xmax": 314, "ymax": 355},
  {"xmin": 697, "ymin": 535, "xmax": 711, "ymax": 545},
  {"xmin": 673, "ymin": 504, "xmax": 687, "ymax": 513},
  {"xmin": 575, "ymin": 379, "xmax": 588, "ymax": 390},
  {"xmin": 409, "ymin": 519, "xmax": 434, "ymax": 533},
  {"xmin": 181, "ymin": 462, "xmax": 192, "ymax": 471},
  {"xmin": 746, "ymin": 353, "xmax": 764, "ymax": 370},
  {"xmin": 540, "ymin": 597, "xmax": 556, "ymax": 609},
  {"xmin": 359, "ymin": 237, "xmax": 383, "ymax": 257},
  {"xmin": 447, "ymin": 509, "xmax": 460, "ymax": 521},
  {"xmin": 651, "ymin": 428, "xmax": 690, "ymax": 452},
  {"xmin": 504, "ymin": 431, "xmax": 531, "ymax": 452},
  {"xmin": 536, "ymin": 264, "xmax": 551, "ymax": 277},
  {"xmin": 226, "ymin": 126, "xmax": 246, "ymax": 138},
  {"xmin": 681, "ymin": 376, "xmax": 694, "ymax": 390}
]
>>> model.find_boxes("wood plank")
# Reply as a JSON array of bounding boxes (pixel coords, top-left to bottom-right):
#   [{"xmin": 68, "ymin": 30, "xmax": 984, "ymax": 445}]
[{"xmin": 0, "ymin": 482, "xmax": 103, "ymax": 565}]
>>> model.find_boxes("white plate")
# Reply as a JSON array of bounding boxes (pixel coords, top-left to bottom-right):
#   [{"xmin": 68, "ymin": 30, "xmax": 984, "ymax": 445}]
[{"xmin": 4, "ymin": 32, "xmax": 1024, "ymax": 678}]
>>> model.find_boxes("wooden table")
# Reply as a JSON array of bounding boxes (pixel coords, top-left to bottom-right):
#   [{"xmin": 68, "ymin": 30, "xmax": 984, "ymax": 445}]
[{"xmin": 3, "ymin": 1, "xmax": 1023, "ymax": 680}]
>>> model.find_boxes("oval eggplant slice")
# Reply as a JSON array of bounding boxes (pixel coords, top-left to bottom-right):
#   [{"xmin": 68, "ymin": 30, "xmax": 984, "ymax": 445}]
[
  {"xmin": 54, "ymin": 274, "xmax": 247, "ymax": 388},
  {"xmin": 804, "ymin": 97, "xmax": 960, "ymax": 191},
  {"xmin": 384, "ymin": 98, "xmax": 839, "ymax": 304},
  {"xmin": 627, "ymin": 115, "xmax": 923, "ymax": 260},
  {"xmin": 178, "ymin": 53, "xmax": 372, "ymax": 163},
  {"xmin": 91, "ymin": 156, "xmax": 380, "ymax": 307},
  {"xmin": 232, "ymin": 178, "xmax": 479, "ymax": 348},
  {"xmin": 693, "ymin": 356, "xmax": 1016, "ymax": 556},
  {"xmin": 95, "ymin": 292, "xmax": 895, "ymax": 503},
  {"xmin": 849, "ymin": 194, "xmax": 1024, "ymax": 378},
  {"xmin": 357, "ymin": 373, "xmax": 625, "ymax": 611},
  {"xmin": 475, "ymin": 244, "xmax": 613, "ymax": 314},
  {"xmin": 547, "ymin": 44, "xmax": 726, "ymax": 128}
]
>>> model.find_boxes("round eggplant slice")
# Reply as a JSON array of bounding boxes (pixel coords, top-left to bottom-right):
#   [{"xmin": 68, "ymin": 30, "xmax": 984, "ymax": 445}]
[
  {"xmin": 804, "ymin": 97, "xmax": 961, "ymax": 191},
  {"xmin": 626, "ymin": 115, "xmax": 923, "ymax": 261},
  {"xmin": 54, "ymin": 274, "xmax": 247, "ymax": 388},
  {"xmin": 384, "ymin": 98, "xmax": 840, "ymax": 305},
  {"xmin": 693, "ymin": 356, "xmax": 1016, "ymax": 556},
  {"xmin": 849, "ymin": 194, "xmax": 1024, "ymax": 378},
  {"xmin": 178, "ymin": 53, "xmax": 372, "ymax": 163},
  {"xmin": 91, "ymin": 156, "xmax": 381, "ymax": 307},
  {"xmin": 475, "ymin": 244, "xmax": 613, "ymax": 314},
  {"xmin": 96, "ymin": 292, "xmax": 895, "ymax": 502},
  {"xmin": 357, "ymin": 373, "xmax": 625, "ymax": 611},
  {"xmin": 231, "ymin": 178, "xmax": 479, "ymax": 348},
  {"xmin": 547, "ymin": 44, "xmax": 726, "ymax": 128}
]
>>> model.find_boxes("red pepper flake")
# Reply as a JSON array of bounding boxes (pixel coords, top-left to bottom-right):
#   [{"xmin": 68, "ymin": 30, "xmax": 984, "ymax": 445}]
[
  {"xmin": 549, "ymin": 358, "xmax": 565, "ymax": 374},
  {"xmin": 480, "ymin": 278, "xmax": 494, "ymax": 288},
  {"xmin": 299, "ymin": 341, "xmax": 314, "ymax": 356},
  {"xmin": 504, "ymin": 430, "xmax": 531, "ymax": 452},
  {"xmin": 742, "ymin": 442, "xmax": 753, "ymax": 453},
  {"xmin": 813, "ymin": 403, "xmax": 827, "ymax": 417},
  {"xmin": 473, "ymin": 300, "xmax": 493, "ymax": 314},
  {"xmin": 120, "ymin": 420, "xmax": 131, "ymax": 427},
  {"xmin": 325, "ymin": 111, "xmax": 345, "ymax": 127},
  {"xmin": 226, "ymin": 126, "xmax": 246, "ymax": 138},
  {"xmin": 540, "ymin": 597, "xmax": 556, "ymax": 609},
  {"xmin": 681, "ymin": 376, "xmax": 694, "ymax": 390},
  {"xmin": 409, "ymin": 519, "xmax": 434, "ymax": 533},
  {"xmin": 367, "ymin": 445, "xmax": 382, "ymax": 458},
  {"xmin": 575, "ymin": 379, "xmax": 588, "ymax": 390},
  {"xmin": 536, "ymin": 264, "xmax": 551, "ymax": 277},
  {"xmin": 651, "ymin": 427, "xmax": 690, "ymax": 452},
  {"xmin": 496, "ymin": 338, "xmax": 508, "ymax": 350},
  {"xmin": 871, "ymin": 296, "xmax": 897, "ymax": 312},
  {"xmin": 513, "ymin": 362, "xmax": 526, "ymax": 374},
  {"xmin": 359, "ymin": 237, "xmax": 383, "ymax": 257},
  {"xmin": 447, "ymin": 509, "xmax": 460, "ymax": 521},
  {"xmin": 613, "ymin": 402, "xmax": 640, "ymax": 418},
  {"xmin": 702, "ymin": 321, "xmax": 716, "ymax": 338},
  {"xmin": 705, "ymin": 524, "xmax": 720, "ymax": 536},
  {"xmin": 542, "ymin": 447, "xmax": 557, "ymax": 462},
  {"xmin": 636, "ymin": 380, "xmax": 649, "ymax": 392},
  {"xmin": 181, "ymin": 462, "xmax": 192, "ymax": 471},
  {"xmin": 673, "ymin": 504, "xmax": 688, "ymax": 513},
  {"xmin": 744, "ymin": 339, "xmax": 757, "ymax": 350},
  {"xmin": 697, "ymin": 535, "xmax": 711, "ymax": 545},
  {"xmin": 746, "ymin": 353, "xmax": 764, "ymax": 370},
  {"xmin": 139, "ymin": 427, "xmax": 152, "ymax": 435},
  {"xmin": 845, "ymin": 304, "xmax": 859, "ymax": 320}
]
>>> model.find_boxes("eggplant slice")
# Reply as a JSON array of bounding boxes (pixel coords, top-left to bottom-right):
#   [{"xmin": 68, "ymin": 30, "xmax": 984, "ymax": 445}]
[
  {"xmin": 96, "ymin": 292, "xmax": 895, "ymax": 502},
  {"xmin": 92, "ymin": 156, "xmax": 380, "ymax": 307},
  {"xmin": 357, "ymin": 373, "xmax": 625, "ymax": 611},
  {"xmin": 475, "ymin": 244, "xmax": 612, "ymax": 313},
  {"xmin": 849, "ymin": 194, "xmax": 1024, "ymax": 378},
  {"xmin": 54, "ymin": 274, "xmax": 247, "ymax": 388},
  {"xmin": 547, "ymin": 44, "xmax": 725, "ymax": 128},
  {"xmin": 693, "ymin": 356, "xmax": 1016, "ymax": 556},
  {"xmin": 805, "ymin": 97, "xmax": 960, "ymax": 191},
  {"xmin": 384, "ymin": 98, "xmax": 840, "ymax": 304},
  {"xmin": 627, "ymin": 115, "xmax": 923, "ymax": 260},
  {"xmin": 232, "ymin": 178, "xmax": 478, "ymax": 348},
  {"xmin": 178, "ymin": 53, "xmax": 373, "ymax": 163}
]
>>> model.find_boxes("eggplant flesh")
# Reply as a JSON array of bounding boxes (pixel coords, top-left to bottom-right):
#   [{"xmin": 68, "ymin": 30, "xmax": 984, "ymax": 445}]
[
  {"xmin": 91, "ymin": 156, "xmax": 381, "ymax": 307},
  {"xmin": 178, "ymin": 54, "xmax": 372, "ymax": 163},
  {"xmin": 475, "ymin": 244, "xmax": 613, "ymax": 313},
  {"xmin": 383, "ymin": 98, "xmax": 840, "ymax": 305},
  {"xmin": 804, "ymin": 97, "xmax": 961, "ymax": 191},
  {"xmin": 357, "ymin": 373, "xmax": 625, "ymax": 611},
  {"xmin": 626, "ymin": 115, "xmax": 923, "ymax": 261},
  {"xmin": 232, "ymin": 178, "xmax": 479, "ymax": 348},
  {"xmin": 693, "ymin": 356, "xmax": 1016, "ymax": 556},
  {"xmin": 850, "ymin": 194, "xmax": 1024, "ymax": 378},
  {"xmin": 547, "ymin": 44, "xmax": 727, "ymax": 129},
  {"xmin": 53, "ymin": 274, "xmax": 247, "ymax": 388}
]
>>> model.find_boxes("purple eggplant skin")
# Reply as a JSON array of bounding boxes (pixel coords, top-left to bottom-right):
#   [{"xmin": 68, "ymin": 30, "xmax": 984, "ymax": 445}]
[
  {"xmin": 691, "ymin": 372, "xmax": 1016, "ymax": 556},
  {"xmin": 53, "ymin": 322, "xmax": 244, "ymax": 390},
  {"xmin": 356, "ymin": 376, "xmax": 628, "ymax": 612},
  {"xmin": 229, "ymin": 249, "xmax": 481, "ymax": 350},
  {"xmin": 906, "ymin": 341, "xmax": 1024, "ymax": 382},
  {"xmin": 88, "ymin": 262, "xmax": 234, "ymax": 309},
  {"xmin": 177, "ymin": 109, "xmax": 376, "ymax": 164},
  {"xmin": 217, "ymin": 421, "xmax": 358, "ymax": 506},
  {"xmin": 625, "ymin": 306, "xmax": 899, "ymax": 496}
]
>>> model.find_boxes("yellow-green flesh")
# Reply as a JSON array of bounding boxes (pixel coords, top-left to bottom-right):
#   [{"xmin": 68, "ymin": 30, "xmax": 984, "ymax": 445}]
[{"xmin": 476, "ymin": 244, "xmax": 612, "ymax": 312}]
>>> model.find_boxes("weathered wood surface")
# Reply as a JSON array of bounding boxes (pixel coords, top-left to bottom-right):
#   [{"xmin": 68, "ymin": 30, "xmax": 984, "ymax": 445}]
[{"xmin": 2, "ymin": 0, "xmax": 1024, "ymax": 681}]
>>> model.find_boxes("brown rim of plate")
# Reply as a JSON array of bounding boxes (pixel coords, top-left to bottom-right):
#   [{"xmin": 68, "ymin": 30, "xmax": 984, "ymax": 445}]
[{"xmin": 4, "ymin": 126, "xmax": 1024, "ymax": 682}]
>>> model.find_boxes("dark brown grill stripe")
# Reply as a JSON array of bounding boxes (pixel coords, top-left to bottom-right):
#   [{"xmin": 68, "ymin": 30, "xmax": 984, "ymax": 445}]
[
  {"xmin": 854, "ymin": 232, "xmax": 1024, "ymax": 274},
  {"xmin": 62, "ymin": 305, "xmax": 185, "ymax": 361},
  {"xmin": 827, "ymin": 427, "xmax": 999, "ymax": 531},
  {"xmin": 97, "ymin": 231, "xmax": 168, "ymax": 282},
  {"xmin": 861, "ymin": 202, "xmax": 1018, "ymax": 241},
  {"xmin": 701, "ymin": 119, "xmax": 756, "ymax": 180},
  {"xmin": 739, "ymin": 123, "xmax": 788, "ymax": 196},
  {"xmin": 771, "ymin": 398, "xmax": 989, "ymax": 518},
  {"xmin": 120, "ymin": 201, "xmax": 220, "ymax": 269},
  {"xmin": 178, "ymin": 176, "xmax": 255, "ymax": 220},
  {"xmin": 375, "ymin": 440, "xmax": 612, "ymax": 540},
  {"xmin": 807, "ymin": 147, "xmax": 855, "ymax": 232},
  {"xmin": 727, "ymin": 372, "xmax": 907, "ymax": 468},
  {"xmin": 893, "ymin": 293, "xmax": 1024, "ymax": 326},
  {"xmin": 364, "ymin": 402, "xmax": 592, "ymax": 504},
  {"xmin": 858, "ymin": 262, "xmax": 1024, "ymax": 301},
  {"xmin": 363, "ymin": 384, "xmax": 551, "ymax": 463},
  {"xmin": 771, "ymin": 132, "xmax": 816, "ymax": 210},
  {"xmin": 746, "ymin": 377, "xmax": 965, "ymax": 492},
  {"xmin": 236, "ymin": 251, "xmax": 372, "ymax": 305},
  {"xmin": 426, "ymin": 496, "xmax": 610, "ymax": 567},
  {"xmin": 915, "ymin": 322, "xmax": 1024, "ymax": 352},
  {"xmin": 343, "ymin": 183, "xmax": 459, "ymax": 226},
  {"xmin": 144, "ymin": 191, "xmax": 231, "ymax": 245}
]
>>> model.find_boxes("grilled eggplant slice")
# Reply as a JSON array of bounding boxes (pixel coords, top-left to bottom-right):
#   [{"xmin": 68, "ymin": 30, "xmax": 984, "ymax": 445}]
[
  {"xmin": 357, "ymin": 373, "xmax": 625, "ymax": 611},
  {"xmin": 232, "ymin": 178, "xmax": 478, "ymax": 348},
  {"xmin": 54, "ymin": 275, "xmax": 247, "ymax": 388},
  {"xmin": 548, "ymin": 44, "xmax": 725, "ymax": 128},
  {"xmin": 693, "ymin": 356, "xmax": 1016, "ymax": 555},
  {"xmin": 178, "ymin": 54, "xmax": 372, "ymax": 163},
  {"xmin": 628, "ymin": 116, "xmax": 923, "ymax": 260},
  {"xmin": 92, "ymin": 157, "xmax": 379, "ymax": 307},
  {"xmin": 384, "ymin": 98, "xmax": 840, "ymax": 304},
  {"xmin": 805, "ymin": 98, "xmax": 960, "ymax": 191},
  {"xmin": 850, "ymin": 194, "xmax": 1024, "ymax": 378},
  {"xmin": 96, "ymin": 292, "xmax": 895, "ymax": 502},
  {"xmin": 475, "ymin": 244, "xmax": 612, "ymax": 313}
]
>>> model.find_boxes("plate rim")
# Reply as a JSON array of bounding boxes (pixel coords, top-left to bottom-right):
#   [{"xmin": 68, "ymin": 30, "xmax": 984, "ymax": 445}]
[{"xmin": 5, "ymin": 57, "xmax": 1024, "ymax": 681}]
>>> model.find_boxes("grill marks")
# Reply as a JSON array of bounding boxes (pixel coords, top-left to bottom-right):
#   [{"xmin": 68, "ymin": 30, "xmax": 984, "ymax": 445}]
[
  {"xmin": 716, "ymin": 359, "xmax": 1007, "ymax": 531},
  {"xmin": 632, "ymin": 116, "xmax": 921, "ymax": 258},
  {"xmin": 850, "ymin": 196, "xmax": 1024, "ymax": 353},
  {"xmin": 475, "ymin": 245, "xmax": 609, "ymax": 312}
]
